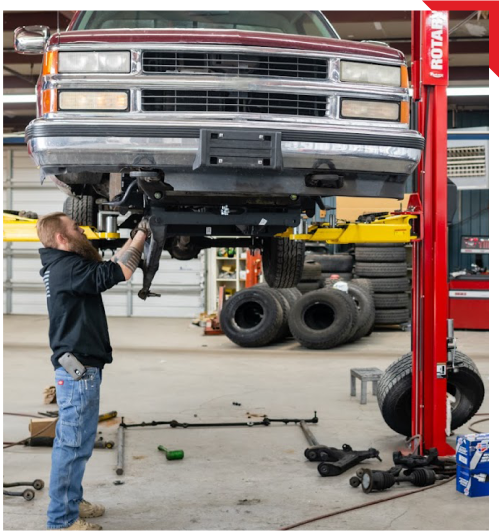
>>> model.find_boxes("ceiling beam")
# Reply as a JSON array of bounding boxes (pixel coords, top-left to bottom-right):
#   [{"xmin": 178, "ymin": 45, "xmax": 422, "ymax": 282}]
[
  {"xmin": 389, "ymin": 39, "xmax": 488, "ymax": 55},
  {"xmin": 4, "ymin": 52, "xmax": 43, "ymax": 65},
  {"xmin": 323, "ymin": 11, "xmax": 477, "ymax": 24},
  {"xmin": 3, "ymin": 11, "xmax": 73, "ymax": 31},
  {"xmin": 3, "ymin": 75, "xmax": 38, "ymax": 88}
]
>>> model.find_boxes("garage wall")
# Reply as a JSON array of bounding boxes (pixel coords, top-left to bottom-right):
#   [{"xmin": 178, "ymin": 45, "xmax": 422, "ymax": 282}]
[{"xmin": 3, "ymin": 145, "xmax": 205, "ymax": 318}]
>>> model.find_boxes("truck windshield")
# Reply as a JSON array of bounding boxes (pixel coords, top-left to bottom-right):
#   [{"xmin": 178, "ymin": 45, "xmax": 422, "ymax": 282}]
[{"xmin": 73, "ymin": 11, "xmax": 339, "ymax": 39}]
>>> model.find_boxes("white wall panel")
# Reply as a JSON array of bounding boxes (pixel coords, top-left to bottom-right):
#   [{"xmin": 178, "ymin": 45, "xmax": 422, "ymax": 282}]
[{"xmin": 4, "ymin": 145, "xmax": 205, "ymax": 318}]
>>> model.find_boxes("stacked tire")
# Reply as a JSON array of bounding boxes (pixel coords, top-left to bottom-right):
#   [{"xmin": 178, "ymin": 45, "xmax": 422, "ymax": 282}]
[
  {"xmin": 296, "ymin": 260, "xmax": 323, "ymax": 294},
  {"xmin": 220, "ymin": 286, "xmax": 301, "ymax": 347},
  {"xmin": 306, "ymin": 252, "xmax": 354, "ymax": 284},
  {"xmin": 353, "ymin": 244, "xmax": 410, "ymax": 326}
]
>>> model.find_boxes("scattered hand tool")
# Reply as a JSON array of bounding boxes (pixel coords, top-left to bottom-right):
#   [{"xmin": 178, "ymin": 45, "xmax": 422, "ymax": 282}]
[
  {"xmin": 24, "ymin": 437, "xmax": 114, "ymax": 449},
  {"xmin": 116, "ymin": 422, "xmax": 125, "ymax": 476},
  {"xmin": 158, "ymin": 445, "xmax": 184, "ymax": 460},
  {"xmin": 121, "ymin": 412, "xmax": 318, "ymax": 429},
  {"xmin": 99, "ymin": 411, "xmax": 118, "ymax": 422},
  {"xmin": 299, "ymin": 420, "xmax": 381, "ymax": 477},
  {"xmin": 3, "ymin": 479, "xmax": 44, "ymax": 501}
]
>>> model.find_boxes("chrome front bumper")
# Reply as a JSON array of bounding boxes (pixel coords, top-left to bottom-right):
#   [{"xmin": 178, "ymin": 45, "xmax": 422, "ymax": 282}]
[{"xmin": 26, "ymin": 118, "xmax": 423, "ymax": 198}]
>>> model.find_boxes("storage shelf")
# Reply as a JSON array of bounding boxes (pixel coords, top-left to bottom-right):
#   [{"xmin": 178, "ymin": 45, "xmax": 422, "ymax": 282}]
[
  {"xmin": 216, "ymin": 257, "xmax": 237, "ymax": 260},
  {"xmin": 216, "ymin": 278, "xmax": 237, "ymax": 281}
]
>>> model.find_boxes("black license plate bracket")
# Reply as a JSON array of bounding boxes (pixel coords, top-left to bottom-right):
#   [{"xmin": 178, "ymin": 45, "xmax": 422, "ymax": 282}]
[{"xmin": 194, "ymin": 129, "xmax": 282, "ymax": 170}]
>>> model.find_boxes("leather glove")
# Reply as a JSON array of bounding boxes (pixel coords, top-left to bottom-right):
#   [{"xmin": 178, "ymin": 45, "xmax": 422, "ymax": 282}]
[{"xmin": 131, "ymin": 218, "xmax": 151, "ymax": 239}]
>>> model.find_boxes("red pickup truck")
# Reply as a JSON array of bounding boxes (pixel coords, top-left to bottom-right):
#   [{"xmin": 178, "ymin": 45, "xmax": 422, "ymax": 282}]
[{"xmin": 15, "ymin": 11, "xmax": 423, "ymax": 297}]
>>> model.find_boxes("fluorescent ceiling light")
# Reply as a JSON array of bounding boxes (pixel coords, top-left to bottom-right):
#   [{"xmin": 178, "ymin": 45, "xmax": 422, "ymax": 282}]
[{"xmin": 3, "ymin": 95, "xmax": 37, "ymax": 103}]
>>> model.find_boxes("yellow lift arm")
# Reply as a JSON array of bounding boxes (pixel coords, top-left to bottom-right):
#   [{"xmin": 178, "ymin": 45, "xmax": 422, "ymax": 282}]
[
  {"xmin": 278, "ymin": 213, "xmax": 418, "ymax": 244},
  {"xmin": 3, "ymin": 212, "xmax": 119, "ymax": 242}
]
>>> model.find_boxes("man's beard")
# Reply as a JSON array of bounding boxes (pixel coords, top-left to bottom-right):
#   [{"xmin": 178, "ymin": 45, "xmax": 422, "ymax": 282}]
[{"xmin": 67, "ymin": 233, "xmax": 102, "ymax": 262}]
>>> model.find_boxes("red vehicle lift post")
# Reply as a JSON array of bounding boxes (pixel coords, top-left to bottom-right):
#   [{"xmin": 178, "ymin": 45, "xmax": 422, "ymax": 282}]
[{"xmin": 411, "ymin": 10, "xmax": 454, "ymax": 456}]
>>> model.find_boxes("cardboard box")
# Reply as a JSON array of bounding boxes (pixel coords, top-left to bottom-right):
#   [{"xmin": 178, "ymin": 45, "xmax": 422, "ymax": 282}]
[
  {"xmin": 456, "ymin": 433, "xmax": 489, "ymax": 473},
  {"xmin": 456, "ymin": 465, "xmax": 489, "ymax": 497},
  {"xmin": 29, "ymin": 418, "xmax": 56, "ymax": 439}
]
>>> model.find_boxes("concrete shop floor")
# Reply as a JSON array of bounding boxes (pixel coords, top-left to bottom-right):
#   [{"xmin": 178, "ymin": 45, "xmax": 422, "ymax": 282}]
[{"xmin": 3, "ymin": 315, "xmax": 489, "ymax": 531}]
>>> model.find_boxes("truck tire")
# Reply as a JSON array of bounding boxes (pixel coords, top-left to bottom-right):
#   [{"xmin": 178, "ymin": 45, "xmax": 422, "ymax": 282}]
[
  {"xmin": 289, "ymin": 288, "xmax": 357, "ymax": 349},
  {"xmin": 262, "ymin": 238, "xmax": 305, "ymax": 289},
  {"xmin": 306, "ymin": 253, "xmax": 353, "ymax": 273},
  {"xmin": 355, "ymin": 262, "xmax": 407, "ymax": 278},
  {"xmin": 361, "ymin": 277, "xmax": 410, "ymax": 293},
  {"xmin": 374, "ymin": 308, "xmax": 410, "ymax": 324},
  {"xmin": 252, "ymin": 286, "xmax": 291, "ymax": 342},
  {"xmin": 326, "ymin": 281, "xmax": 375, "ymax": 343},
  {"xmin": 301, "ymin": 261, "xmax": 322, "ymax": 281},
  {"xmin": 63, "ymin": 195, "xmax": 97, "ymax": 227},
  {"xmin": 351, "ymin": 278, "xmax": 374, "ymax": 295},
  {"xmin": 377, "ymin": 351, "xmax": 485, "ymax": 436},
  {"xmin": 373, "ymin": 293, "xmax": 410, "ymax": 309},
  {"xmin": 220, "ymin": 288, "xmax": 283, "ymax": 348},
  {"xmin": 355, "ymin": 247, "xmax": 407, "ymax": 263}
]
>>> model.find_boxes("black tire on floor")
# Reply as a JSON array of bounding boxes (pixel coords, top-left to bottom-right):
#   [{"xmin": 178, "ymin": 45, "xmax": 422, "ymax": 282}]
[
  {"xmin": 251, "ymin": 286, "xmax": 291, "ymax": 342},
  {"xmin": 359, "ymin": 277, "xmax": 410, "ymax": 293},
  {"xmin": 262, "ymin": 238, "xmax": 305, "ymax": 289},
  {"xmin": 278, "ymin": 287, "xmax": 301, "ymax": 308},
  {"xmin": 374, "ymin": 308, "xmax": 410, "ymax": 324},
  {"xmin": 326, "ymin": 281, "xmax": 375, "ymax": 343},
  {"xmin": 377, "ymin": 351, "xmax": 485, "ymax": 436},
  {"xmin": 373, "ymin": 293, "xmax": 410, "ymax": 309},
  {"xmin": 63, "ymin": 195, "xmax": 97, "ymax": 227},
  {"xmin": 220, "ymin": 288, "xmax": 283, "ymax": 347},
  {"xmin": 289, "ymin": 288, "xmax": 357, "ymax": 349},
  {"xmin": 301, "ymin": 260, "xmax": 322, "ymax": 281},
  {"xmin": 355, "ymin": 247, "xmax": 407, "ymax": 263},
  {"xmin": 306, "ymin": 253, "xmax": 354, "ymax": 273},
  {"xmin": 355, "ymin": 262, "xmax": 408, "ymax": 278}
]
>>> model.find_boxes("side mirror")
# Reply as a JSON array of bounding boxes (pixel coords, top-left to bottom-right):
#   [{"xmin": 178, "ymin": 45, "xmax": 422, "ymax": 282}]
[{"xmin": 14, "ymin": 25, "xmax": 50, "ymax": 55}]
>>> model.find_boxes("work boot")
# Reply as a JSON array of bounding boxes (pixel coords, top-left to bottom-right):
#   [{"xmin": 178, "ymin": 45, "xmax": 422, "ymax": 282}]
[
  {"xmin": 59, "ymin": 518, "xmax": 103, "ymax": 530},
  {"xmin": 79, "ymin": 499, "xmax": 106, "ymax": 518}
]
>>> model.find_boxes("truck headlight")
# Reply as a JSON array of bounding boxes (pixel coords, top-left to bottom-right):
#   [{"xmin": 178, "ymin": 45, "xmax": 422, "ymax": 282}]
[
  {"xmin": 341, "ymin": 99, "xmax": 400, "ymax": 121},
  {"xmin": 340, "ymin": 61, "xmax": 402, "ymax": 87},
  {"xmin": 59, "ymin": 91, "xmax": 129, "ymax": 111},
  {"xmin": 59, "ymin": 51, "xmax": 130, "ymax": 73}
]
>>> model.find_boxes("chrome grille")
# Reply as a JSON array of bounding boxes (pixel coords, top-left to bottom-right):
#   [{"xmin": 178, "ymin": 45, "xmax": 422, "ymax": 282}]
[
  {"xmin": 141, "ymin": 90, "xmax": 328, "ymax": 117},
  {"xmin": 142, "ymin": 51, "xmax": 328, "ymax": 80}
]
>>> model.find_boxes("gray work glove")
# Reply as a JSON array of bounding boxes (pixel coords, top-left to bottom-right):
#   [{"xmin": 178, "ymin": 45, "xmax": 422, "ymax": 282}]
[{"xmin": 131, "ymin": 218, "xmax": 151, "ymax": 239}]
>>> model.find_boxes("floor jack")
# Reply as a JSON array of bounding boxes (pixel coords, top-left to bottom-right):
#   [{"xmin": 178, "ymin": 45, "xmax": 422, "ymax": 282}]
[
  {"xmin": 3, "ymin": 479, "xmax": 44, "ymax": 501},
  {"xmin": 299, "ymin": 421, "xmax": 381, "ymax": 477}
]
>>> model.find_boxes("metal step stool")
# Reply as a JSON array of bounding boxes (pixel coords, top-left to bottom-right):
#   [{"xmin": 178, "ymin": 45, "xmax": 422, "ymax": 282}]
[{"xmin": 350, "ymin": 368, "xmax": 383, "ymax": 405}]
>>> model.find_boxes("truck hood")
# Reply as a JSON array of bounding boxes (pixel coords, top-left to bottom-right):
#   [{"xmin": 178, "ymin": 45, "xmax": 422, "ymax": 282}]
[{"xmin": 49, "ymin": 29, "xmax": 404, "ymax": 62}]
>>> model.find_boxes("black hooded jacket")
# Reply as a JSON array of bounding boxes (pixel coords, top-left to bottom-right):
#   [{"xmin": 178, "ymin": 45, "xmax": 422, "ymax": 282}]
[{"xmin": 39, "ymin": 248, "xmax": 126, "ymax": 369}]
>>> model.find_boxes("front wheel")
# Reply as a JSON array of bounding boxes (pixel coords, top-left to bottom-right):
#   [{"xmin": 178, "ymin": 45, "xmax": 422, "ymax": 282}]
[
  {"xmin": 63, "ymin": 195, "xmax": 97, "ymax": 227},
  {"xmin": 262, "ymin": 238, "xmax": 305, "ymax": 288}
]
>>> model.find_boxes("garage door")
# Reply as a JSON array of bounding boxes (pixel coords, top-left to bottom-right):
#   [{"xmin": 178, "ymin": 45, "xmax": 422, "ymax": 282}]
[{"xmin": 3, "ymin": 145, "xmax": 205, "ymax": 318}]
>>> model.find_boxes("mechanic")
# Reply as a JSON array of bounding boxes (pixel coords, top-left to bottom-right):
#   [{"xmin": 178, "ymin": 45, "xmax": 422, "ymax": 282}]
[{"xmin": 37, "ymin": 212, "xmax": 149, "ymax": 531}]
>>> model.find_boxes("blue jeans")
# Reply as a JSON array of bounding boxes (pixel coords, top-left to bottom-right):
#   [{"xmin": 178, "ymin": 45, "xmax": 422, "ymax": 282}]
[{"xmin": 47, "ymin": 367, "xmax": 101, "ymax": 529}]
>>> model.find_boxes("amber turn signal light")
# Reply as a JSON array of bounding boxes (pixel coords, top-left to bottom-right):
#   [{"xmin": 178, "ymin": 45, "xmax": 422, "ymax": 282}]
[{"xmin": 42, "ymin": 50, "xmax": 58, "ymax": 76}]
